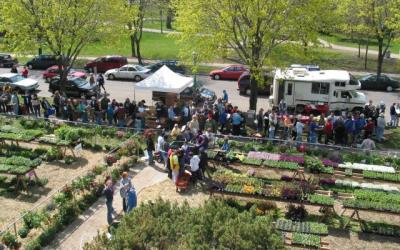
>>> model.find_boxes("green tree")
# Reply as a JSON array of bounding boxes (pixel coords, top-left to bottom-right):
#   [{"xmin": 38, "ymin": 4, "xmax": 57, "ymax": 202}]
[
  {"xmin": 173, "ymin": 0, "xmax": 328, "ymax": 110},
  {"xmin": 126, "ymin": 0, "xmax": 148, "ymax": 65},
  {"xmin": 0, "ymin": 0, "xmax": 124, "ymax": 92},
  {"xmin": 355, "ymin": 0, "xmax": 400, "ymax": 76},
  {"xmin": 84, "ymin": 199, "xmax": 284, "ymax": 250}
]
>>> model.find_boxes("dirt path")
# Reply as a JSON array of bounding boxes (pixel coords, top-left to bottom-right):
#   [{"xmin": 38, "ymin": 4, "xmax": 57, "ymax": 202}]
[
  {"xmin": 46, "ymin": 164, "xmax": 168, "ymax": 250},
  {"xmin": 0, "ymin": 146, "xmax": 104, "ymax": 229}
]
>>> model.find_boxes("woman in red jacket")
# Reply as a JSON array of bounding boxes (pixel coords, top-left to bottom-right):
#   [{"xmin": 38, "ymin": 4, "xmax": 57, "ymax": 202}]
[{"xmin": 324, "ymin": 117, "xmax": 333, "ymax": 144}]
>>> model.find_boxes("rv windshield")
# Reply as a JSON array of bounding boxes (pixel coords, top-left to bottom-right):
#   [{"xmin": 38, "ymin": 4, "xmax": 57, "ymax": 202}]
[
  {"xmin": 349, "ymin": 74, "xmax": 359, "ymax": 85},
  {"xmin": 349, "ymin": 90, "xmax": 359, "ymax": 98}
]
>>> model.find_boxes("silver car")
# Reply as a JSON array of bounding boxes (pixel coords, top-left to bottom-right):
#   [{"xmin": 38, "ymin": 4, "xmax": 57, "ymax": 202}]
[
  {"xmin": 104, "ymin": 64, "xmax": 151, "ymax": 82},
  {"xmin": 0, "ymin": 73, "xmax": 39, "ymax": 92}
]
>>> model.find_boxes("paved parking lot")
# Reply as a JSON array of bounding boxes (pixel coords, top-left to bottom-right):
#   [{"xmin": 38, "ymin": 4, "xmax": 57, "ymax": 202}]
[{"xmin": 0, "ymin": 67, "xmax": 398, "ymax": 117}]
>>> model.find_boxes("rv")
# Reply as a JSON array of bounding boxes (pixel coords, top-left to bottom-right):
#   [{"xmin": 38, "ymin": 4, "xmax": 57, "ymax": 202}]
[{"xmin": 270, "ymin": 67, "xmax": 366, "ymax": 113}]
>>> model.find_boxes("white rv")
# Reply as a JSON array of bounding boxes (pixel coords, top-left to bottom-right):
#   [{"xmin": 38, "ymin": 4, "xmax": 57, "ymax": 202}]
[{"xmin": 270, "ymin": 68, "xmax": 367, "ymax": 113}]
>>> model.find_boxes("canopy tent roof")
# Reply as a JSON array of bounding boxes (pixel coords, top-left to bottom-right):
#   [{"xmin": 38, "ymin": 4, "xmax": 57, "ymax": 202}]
[{"xmin": 135, "ymin": 65, "xmax": 193, "ymax": 93}]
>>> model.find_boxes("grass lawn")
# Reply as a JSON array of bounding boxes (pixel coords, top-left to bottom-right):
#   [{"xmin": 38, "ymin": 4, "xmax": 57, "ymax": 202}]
[
  {"xmin": 379, "ymin": 128, "xmax": 400, "ymax": 150},
  {"xmin": 143, "ymin": 19, "xmax": 176, "ymax": 31},
  {"xmin": 80, "ymin": 32, "xmax": 179, "ymax": 60},
  {"xmin": 269, "ymin": 46, "xmax": 400, "ymax": 74},
  {"xmin": 319, "ymin": 33, "xmax": 400, "ymax": 54}
]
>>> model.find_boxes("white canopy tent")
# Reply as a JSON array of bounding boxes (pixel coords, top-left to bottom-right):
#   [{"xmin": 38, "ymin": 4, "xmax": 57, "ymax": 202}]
[{"xmin": 135, "ymin": 65, "xmax": 193, "ymax": 93}]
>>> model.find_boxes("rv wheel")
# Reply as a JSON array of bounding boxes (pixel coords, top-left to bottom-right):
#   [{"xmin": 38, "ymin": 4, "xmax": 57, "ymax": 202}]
[{"xmin": 296, "ymin": 105, "xmax": 305, "ymax": 113}]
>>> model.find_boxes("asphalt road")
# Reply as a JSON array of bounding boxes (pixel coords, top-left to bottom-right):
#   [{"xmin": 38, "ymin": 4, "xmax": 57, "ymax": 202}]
[{"xmin": 0, "ymin": 67, "xmax": 398, "ymax": 117}]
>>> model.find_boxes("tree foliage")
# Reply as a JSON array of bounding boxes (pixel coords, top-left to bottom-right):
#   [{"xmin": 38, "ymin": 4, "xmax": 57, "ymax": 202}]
[
  {"xmin": 173, "ymin": 0, "xmax": 328, "ymax": 110},
  {"xmin": 0, "ymin": 0, "xmax": 124, "ymax": 90},
  {"xmin": 84, "ymin": 199, "xmax": 284, "ymax": 250}
]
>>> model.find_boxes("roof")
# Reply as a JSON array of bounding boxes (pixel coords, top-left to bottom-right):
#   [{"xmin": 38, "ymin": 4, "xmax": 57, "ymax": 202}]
[
  {"xmin": 0, "ymin": 73, "xmax": 17, "ymax": 78},
  {"xmin": 275, "ymin": 68, "xmax": 350, "ymax": 82},
  {"xmin": 135, "ymin": 65, "xmax": 193, "ymax": 93}
]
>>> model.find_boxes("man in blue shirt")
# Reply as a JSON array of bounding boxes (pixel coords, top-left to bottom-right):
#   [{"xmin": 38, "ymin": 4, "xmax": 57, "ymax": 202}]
[
  {"xmin": 231, "ymin": 109, "xmax": 242, "ymax": 135},
  {"xmin": 222, "ymin": 90, "xmax": 228, "ymax": 103}
]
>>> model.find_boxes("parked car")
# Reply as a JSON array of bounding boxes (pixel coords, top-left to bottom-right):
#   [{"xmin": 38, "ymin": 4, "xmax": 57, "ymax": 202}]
[
  {"xmin": 49, "ymin": 77, "xmax": 97, "ymax": 97},
  {"xmin": 359, "ymin": 74, "xmax": 400, "ymax": 92},
  {"xmin": 42, "ymin": 65, "xmax": 86, "ymax": 82},
  {"xmin": 145, "ymin": 60, "xmax": 186, "ymax": 75},
  {"xmin": 26, "ymin": 55, "xmax": 59, "ymax": 70},
  {"xmin": 209, "ymin": 65, "xmax": 248, "ymax": 80},
  {"xmin": 237, "ymin": 71, "xmax": 272, "ymax": 95},
  {"xmin": 84, "ymin": 56, "xmax": 128, "ymax": 73},
  {"xmin": 0, "ymin": 73, "xmax": 39, "ymax": 92},
  {"xmin": 0, "ymin": 53, "xmax": 18, "ymax": 68},
  {"xmin": 105, "ymin": 64, "xmax": 151, "ymax": 81}
]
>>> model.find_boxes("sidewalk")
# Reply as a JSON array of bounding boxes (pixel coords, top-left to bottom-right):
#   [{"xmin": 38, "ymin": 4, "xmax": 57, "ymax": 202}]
[{"xmin": 45, "ymin": 164, "xmax": 168, "ymax": 250}]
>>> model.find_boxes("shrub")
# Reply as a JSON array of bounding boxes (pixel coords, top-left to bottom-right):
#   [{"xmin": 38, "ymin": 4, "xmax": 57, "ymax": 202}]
[
  {"xmin": 23, "ymin": 211, "xmax": 44, "ymax": 229},
  {"xmin": 92, "ymin": 164, "xmax": 107, "ymax": 175},
  {"xmin": 18, "ymin": 227, "xmax": 30, "ymax": 238},
  {"xmin": 64, "ymin": 155, "xmax": 77, "ymax": 165},
  {"xmin": 1, "ymin": 231, "xmax": 18, "ymax": 249},
  {"xmin": 24, "ymin": 238, "xmax": 41, "ymax": 250},
  {"xmin": 45, "ymin": 146, "xmax": 63, "ymax": 162},
  {"xmin": 285, "ymin": 204, "xmax": 308, "ymax": 221}
]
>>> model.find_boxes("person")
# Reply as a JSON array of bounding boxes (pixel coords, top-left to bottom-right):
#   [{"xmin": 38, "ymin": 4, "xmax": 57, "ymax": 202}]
[
  {"xmin": 231, "ymin": 109, "xmax": 242, "ymax": 136},
  {"xmin": 167, "ymin": 105, "xmax": 176, "ymax": 130},
  {"xmin": 182, "ymin": 103, "xmax": 190, "ymax": 125},
  {"xmin": 115, "ymin": 103, "xmax": 126, "ymax": 127},
  {"xmin": 204, "ymin": 115, "xmax": 217, "ymax": 133},
  {"xmin": 189, "ymin": 151, "xmax": 201, "ymax": 182},
  {"xmin": 10, "ymin": 91, "xmax": 19, "ymax": 115},
  {"xmin": 361, "ymin": 135, "xmax": 376, "ymax": 152},
  {"xmin": 263, "ymin": 111, "xmax": 270, "ymax": 137},
  {"xmin": 256, "ymin": 108, "xmax": 264, "ymax": 133},
  {"xmin": 10, "ymin": 65, "xmax": 18, "ymax": 74},
  {"xmin": 390, "ymin": 103, "xmax": 397, "ymax": 127},
  {"xmin": 78, "ymin": 99, "xmax": 89, "ymax": 123},
  {"xmin": 279, "ymin": 99, "xmax": 287, "ymax": 115},
  {"xmin": 126, "ymin": 187, "xmax": 137, "ymax": 213},
  {"xmin": 344, "ymin": 115, "xmax": 355, "ymax": 145},
  {"xmin": 268, "ymin": 111, "xmax": 277, "ymax": 139},
  {"xmin": 324, "ymin": 117, "xmax": 333, "ymax": 144},
  {"xmin": 334, "ymin": 116, "xmax": 346, "ymax": 145},
  {"xmin": 89, "ymin": 73, "xmax": 95, "ymax": 85},
  {"xmin": 219, "ymin": 108, "xmax": 228, "ymax": 133},
  {"xmin": 170, "ymin": 124, "xmax": 182, "ymax": 141},
  {"xmin": 31, "ymin": 94, "xmax": 41, "ymax": 117},
  {"xmin": 283, "ymin": 115, "xmax": 293, "ymax": 140},
  {"xmin": 169, "ymin": 150, "xmax": 180, "ymax": 183},
  {"xmin": 295, "ymin": 115, "xmax": 304, "ymax": 142},
  {"xmin": 221, "ymin": 136, "xmax": 230, "ymax": 152},
  {"xmin": 222, "ymin": 90, "xmax": 228, "ymax": 103},
  {"xmin": 146, "ymin": 133, "xmax": 155, "ymax": 165},
  {"xmin": 159, "ymin": 134, "xmax": 169, "ymax": 170},
  {"xmin": 308, "ymin": 115, "xmax": 319, "ymax": 143},
  {"xmin": 21, "ymin": 66, "xmax": 29, "ymax": 78},
  {"xmin": 119, "ymin": 172, "xmax": 132, "ymax": 213},
  {"xmin": 53, "ymin": 91, "xmax": 61, "ymax": 117},
  {"xmin": 376, "ymin": 113, "xmax": 386, "ymax": 142},
  {"xmin": 364, "ymin": 118, "xmax": 375, "ymax": 139},
  {"xmin": 103, "ymin": 178, "xmax": 116, "ymax": 225},
  {"xmin": 23, "ymin": 91, "xmax": 33, "ymax": 115},
  {"xmin": 188, "ymin": 114, "xmax": 199, "ymax": 134},
  {"xmin": 196, "ymin": 131, "xmax": 209, "ymax": 153},
  {"xmin": 97, "ymin": 73, "xmax": 105, "ymax": 92}
]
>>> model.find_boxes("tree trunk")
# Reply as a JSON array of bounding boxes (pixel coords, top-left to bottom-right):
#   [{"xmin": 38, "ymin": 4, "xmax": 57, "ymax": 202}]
[
  {"xmin": 364, "ymin": 38, "xmax": 369, "ymax": 70},
  {"xmin": 130, "ymin": 34, "xmax": 136, "ymax": 57},
  {"xmin": 358, "ymin": 39, "xmax": 361, "ymax": 58},
  {"xmin": 249, "ymin": 74, "xmax": 258, "ymax": 111},
  {"xmin": 166, "ymin": 8, "xmax": 173, "ymax": 29},
  {"xmin": 135, "ymin": 38, "xmax": 143, "ymax": 65},
  {"xmin": 377, "ymin": 37, "xmax": 384, "ymax": 77}
]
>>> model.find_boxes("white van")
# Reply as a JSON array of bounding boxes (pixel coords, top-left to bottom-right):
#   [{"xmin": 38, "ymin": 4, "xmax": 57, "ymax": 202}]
[{"xmin": 270, "ymin": 68, "xmax": 366, "ymax": 113}]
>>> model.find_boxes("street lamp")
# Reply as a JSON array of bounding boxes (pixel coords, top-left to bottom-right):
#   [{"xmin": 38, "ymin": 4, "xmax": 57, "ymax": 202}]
[{"xmin": 192, "ymin": 51, "xmax": 198, "ymax": 85}]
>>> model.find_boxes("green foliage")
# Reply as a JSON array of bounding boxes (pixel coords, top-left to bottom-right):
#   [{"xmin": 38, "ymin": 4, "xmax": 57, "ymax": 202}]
[
  {"xmin": 363, "ymin": 171, "xmax": 400, "ymax": 183},
  {"xmin": 292, "ymin": 233, "xmax": 320, "ymax": 248},
  {"xmin": 364, "ymin": 221, "xmax": 400, "ymax": 237},
  {"xmin": 64, "ymin": 155, "xmax": 77, "ymax": 165},
  {"xmin": 276, "ymin": 219, "xmax": 328, "ymax": 235},
  {"xmin": 242, "ymin": 157, "xmax": 263, "ymax": 166},
  {"xmin": 18, "ymin": 227, "xmax": 30, "ymax": 239},
  {"xmin": 1, "ymin": 231, "xmax": 18, "ymax": 248},
  {"xmin": 308, "ymin": 194, "xmax": 334, "ymax": 206},
  {"xmin": 343, "ymin": 190, "xmax": 400, "ymax": 213},
  {"xmin": 23, "ymin": 211, "xmax": 44, "ymax": 229},
  {"xmin": 44, "ymin": 147, "xmax": 63, "ymax": 162},
  {"xmin": 264, "ymin": 160, "xmax": 299, "ymax": 170},
  {"xmin": 24, "ymin": 239, "xmax": 41, "ymax": 250},
  {"xmin": 86, "ymin": 199, "xmax": 284, "ymax": 250}
]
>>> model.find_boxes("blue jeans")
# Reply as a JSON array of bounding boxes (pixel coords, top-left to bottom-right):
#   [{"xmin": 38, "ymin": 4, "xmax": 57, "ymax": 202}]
[
  {"xmin": 296, "ymin": 132, "xmax": 303, "ymax": 142},
  {"xmin": 147, "ymin": 150, "xmax": 154, "ymax": 164},
  {"xmin": 106, "ymin": 199, "xmax": 114, "ymax": 225},
  {"xmin": 13, "ymin": 105, "xmax": 19, "ymax": 115},
  {"xmin": 309, "ymin": 132, "xmax": 317, "ymax": 143},
  {"xmin": 269, "ymin": 129, "xmax": 275, "ymax": 139},
  {"xmin": 33, "ymin": 105, "xmax": 40, "ymax": 117},
  {"xmin": 82, "ymin": 112, "xmax": 88, "ymax": 123},
  {"xmin": 161, "ymin": 151, "xmax": 168, "ymax": 169},
  {"xmin": 118, "ymin": 119, "xmax": 125, "ymax": 128},
  {"xmin": 376, "ymin": 127, "xmax": 384, "ymax": 141}
]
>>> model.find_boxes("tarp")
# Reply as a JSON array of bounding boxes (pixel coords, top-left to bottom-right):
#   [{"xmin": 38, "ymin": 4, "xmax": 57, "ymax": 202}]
[{"xmin": 135, "ymin": 65, "xmax": 193, "ymax": 93}]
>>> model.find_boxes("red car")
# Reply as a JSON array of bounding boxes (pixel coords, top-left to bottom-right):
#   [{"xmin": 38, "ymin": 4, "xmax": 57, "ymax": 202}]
[
  {"xmin": 84, "ymin": 56, "xmax": 128, "ymax": 73},
  {"xmin": 43, "ymin": 65, "xmax": 87, "ymax": 82},
  {"xmin": 209, "ymin": 65, "xmax": 248, "ymax": 80}
]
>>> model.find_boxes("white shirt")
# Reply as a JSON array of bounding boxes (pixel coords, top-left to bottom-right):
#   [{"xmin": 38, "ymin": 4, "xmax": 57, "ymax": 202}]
[
  {"xmin": 156, "ymin": 136, "xmax": 164, "ymax": 152},
  {"xmin": 190, "ymin": 155, "xmax": 200, "ymax": 172}
]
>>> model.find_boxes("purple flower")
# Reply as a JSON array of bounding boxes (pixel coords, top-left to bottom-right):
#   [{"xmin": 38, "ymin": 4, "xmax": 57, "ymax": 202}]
[
  {"xmin": 281, "ymin": 175, "xmax": 292, "ymax": 182},
  {"xmin": 280, "ymin": 155, "xmax": 305, "ymax": 164},
  {"xmin": 319, "ymin": 178, "xmax": 336, "ymax": 186},
  {"xmin": 322, "ymin": 159, "xmax": 338, "ymax": 168}
]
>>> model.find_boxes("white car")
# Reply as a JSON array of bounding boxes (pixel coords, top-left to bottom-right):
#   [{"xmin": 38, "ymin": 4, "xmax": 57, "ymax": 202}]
[
  {"xmin": 0, "ymin": 73, "xmax": 39, "ymax": 92},
  {"xmin": 105, "ymin": 64, "xmax": 151, "ymax": 82}
]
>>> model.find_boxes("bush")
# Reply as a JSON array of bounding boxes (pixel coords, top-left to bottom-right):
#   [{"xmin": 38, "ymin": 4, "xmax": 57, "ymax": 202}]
[
  {"xmin": 45, "ymin": 146, "xmax": 63, "ymax": 162},
  {"xmin": 1, "ymin": 231, "xmax": 18, "ymax": 249},
  {"xmin": 92, "ymin": 164, "xmax": 107, "ymax": 175},
  {"xmin": 23, "ymin": 211, "xmax": 44, "ymax": 229},
  {"xmin": 64, "ymin": 155, "xmax": 77, "ymax": 165},
  {"xmin": 85, "ymin": 199, "xmax": 284, "ymax": 250},
  {"xmin": 24, "ymin": 239, "xmax": 41, "ymax": 250},
  {"xmin": 285, "ymin": 204, "xmax": 308, "ymax": 221},
  {"xmin": 18, "ymin": 227, "xmax": 30, "ymax": 238}
]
